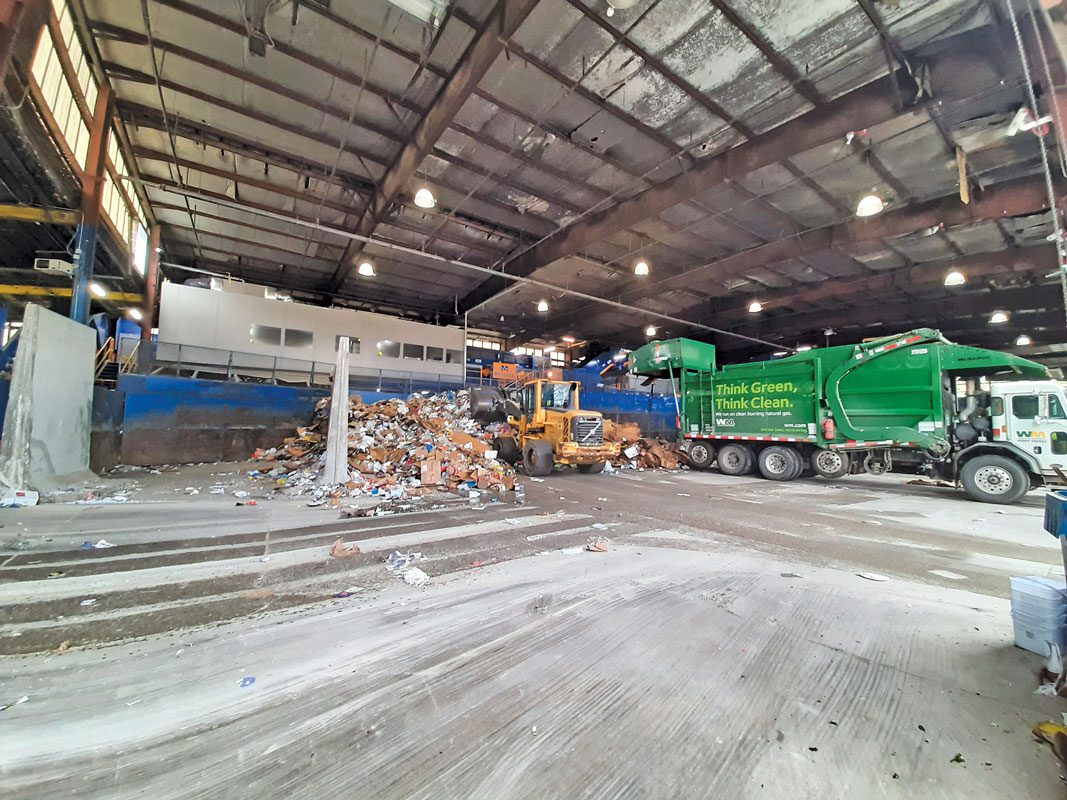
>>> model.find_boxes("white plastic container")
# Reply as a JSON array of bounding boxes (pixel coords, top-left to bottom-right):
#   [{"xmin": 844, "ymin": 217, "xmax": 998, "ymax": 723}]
[{"xmin": 1011, "ymin": 576, "xmax": 1067, "ymax": 655}]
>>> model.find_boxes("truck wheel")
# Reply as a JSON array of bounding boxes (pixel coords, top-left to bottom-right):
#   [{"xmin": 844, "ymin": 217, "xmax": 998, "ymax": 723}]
[
  {"xmin": 717, "ymin": 444, "xmax": 754, "ymax": 476},
  {"xmin": 686, "ymin": 441, "xmax": 715, "ymax": 470},
  {"xmin": 785, "ymin": 449, "xmax": 806, "ymax": 480},
  {"xmin": 960, "ymin": 455, "xmax": 1029, "ymax": 504},
  {"xmin": 493, "ymin": 436, "xmax": 521, "ymax": 465},
  {"xmin": 577, "ymin": 461, "xmax": 605, "ymax": 474},
  {"xmin": 758, "ymin": 446, "xmax": 800, "ymax": 481},
  {"xmin": 811, "ymin": 448, "xmax": 850, "ymax": 479},
  {"xmin": 523, "ymin": 439, "xmax": 554, "ymax": 477}
]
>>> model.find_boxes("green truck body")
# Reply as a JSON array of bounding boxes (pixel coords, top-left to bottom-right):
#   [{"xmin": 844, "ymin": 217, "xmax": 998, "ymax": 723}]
[{"xmin": 629, "ymin": 329, "xmax": 1058, "ymax": 504}]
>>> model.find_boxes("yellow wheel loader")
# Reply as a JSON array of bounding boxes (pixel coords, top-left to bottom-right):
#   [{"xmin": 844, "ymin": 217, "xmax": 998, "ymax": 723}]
[{"xmin": 470, "ymin": 379, "xmax": 619, "ymax": 476}]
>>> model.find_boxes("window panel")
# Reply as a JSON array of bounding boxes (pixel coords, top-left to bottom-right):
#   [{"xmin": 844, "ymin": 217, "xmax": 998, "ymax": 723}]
[
  {"xmin": 334, "ymin": 335, "xmax": 360, "ymax": 354},
  {"xmin": 1012, "ymin": 395, "xmax": 1038, "ymax": 420},
  {"xmin": 402, "ymin": 343, "xmax": 424, "ymax": 360},
  {"xmin": 426, "ymin": 346, "xmax": 443, "ymax": 362},
  {"xmin": 249, "ymin": 324, "xmax": 282, "ymax": 346},
  {"xmin": 378, "ymin": 340, "xmax": 400, "ymax": 358},
  {"xmin": 446, "ymin": 349, "xmax": 463, "ymax": 364},
  {"xmin": 284, "ymin": 328, "xmax": 313, "ymax": 349}
]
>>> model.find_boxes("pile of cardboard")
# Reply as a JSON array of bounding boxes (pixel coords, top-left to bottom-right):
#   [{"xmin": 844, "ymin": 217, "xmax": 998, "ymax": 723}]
[
  {"xmin": 604, "ymin": 419, "xmax": 682, "ymax": 470},
  {"xmin": 249, "ymin": 391, "xmax": 517, "ymax": 502}
]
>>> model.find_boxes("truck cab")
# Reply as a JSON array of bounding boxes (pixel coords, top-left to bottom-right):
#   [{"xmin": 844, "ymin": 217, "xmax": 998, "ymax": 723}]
[{"xmin": 969, "ymin": 380, "xmax": 1067, "ymax": 493}]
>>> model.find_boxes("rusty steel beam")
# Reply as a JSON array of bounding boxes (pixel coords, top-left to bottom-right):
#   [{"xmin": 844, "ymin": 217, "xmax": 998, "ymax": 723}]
[
  {"xmin": 327, "ymin": 0, "xmax": 540, "ymax": 292},
  {"xmin": 455, "ymin": 36, "xmax": 1007, "ymax": 315},
  {"xmin": 89, "ymin": 20, "xmax": 405, "ymax": 146},
  {"xmin": 149, "ymin": 0, "xmax": 425, "ymax": 116},
  {"xmin": 543, "ymin": 175, "xmax": 1058, "ymax": 333},
  {"xmin": 709, "ymin": 246, "xmax": 1059, "ymax": 320},
  {"xmin": 730, "ymin": 282, "xmax": 1062, "ymax": 342},
  {"xmin": 132, "ymin": 146, "xmax": 368, "ymax": 215}
]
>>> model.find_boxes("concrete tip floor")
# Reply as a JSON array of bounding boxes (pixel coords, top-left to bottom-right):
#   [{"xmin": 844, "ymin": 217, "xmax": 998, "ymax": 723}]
[{"xmin": 0, "ymin": 464, "xmax": 1065, "ymax": 797}]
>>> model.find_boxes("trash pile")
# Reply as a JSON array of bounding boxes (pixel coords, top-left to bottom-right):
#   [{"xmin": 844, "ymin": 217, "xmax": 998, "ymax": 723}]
[
  {"xmin": 604, "ymin": 420, "xmax": 683, "ymax": 470},
  {"xmin": 248, "ymin": 391, "xmax": 517, "ymax": 505}
]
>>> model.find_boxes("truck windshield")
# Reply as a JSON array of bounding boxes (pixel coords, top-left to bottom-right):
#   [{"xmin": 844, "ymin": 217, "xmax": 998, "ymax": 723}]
[{"xmin": 541, "ymin": 383, "xmax": 575, "ymax": 409}]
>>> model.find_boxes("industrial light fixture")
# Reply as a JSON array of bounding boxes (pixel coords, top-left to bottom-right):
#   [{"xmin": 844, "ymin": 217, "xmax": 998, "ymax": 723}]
[
  {"xmin": 606, "ymin": 4, "xmax": 614, "ymax": 15},
  {"xmin": 536, "ymin": 299, "xmax": 549, "ymax": 312},
  {"xmin": 357, "ymin": 261, "xmax": 375, "ymax": 277},
  {"xmin": 543, "ymin": 345, "xmax": 556, "ymax": 353},
  {"xmin": 855, "ymin": 193, "xmax": 886, "ymax": 217},
  {"xmin": 645, "ymin": 325, "xmax": 657, "ymax": 337},
  {"xmin": 989, "ymin": 310, "xmax": 1010, "ymax": 324},
  {"xmin": 796, "ymin": 344, "xmax": 813, "ymax": 351},
  {"xmin": 413, "ymin": 187, "xmax": 436, "ymax": 209},
  {"xmin": 773, "ymin": 350, "xmax": 788, "ymax": 357},
  {"xmin": 944, "ymin": 270, "xmax": 966, "ymax": 287},
  {"xmin": 128, "ymin": 307, "xmax": 143, "ymax": 321},
  {"xmin": 1015, "ymin": 334, "xmax": 1032, "ymax": 346},
  {"xmin": 561, "ymin": 335, "xmax": 576, "ymax": 343},
  {"xmin": 748, "ymin": 301, "xmax": 763, "ymax": 313},
  {"xmin": 89, "ymin": 281, "xmax": 107, "ymax": 298},
  {"xmin": 634, "ymin": 260, "xmax": 649, "ymax": 276},
  {"xmin": 384, "ymin": 0, "xmax": 448, "ymax": 28},
  {"xmin": 612, "ymin": 351, "xmax": 627, "ymax": 361}
]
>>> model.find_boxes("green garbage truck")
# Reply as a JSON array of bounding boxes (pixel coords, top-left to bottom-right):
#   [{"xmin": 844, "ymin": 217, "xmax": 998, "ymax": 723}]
[{"xmin": 628, "ymin": 328, "xmax": 1065, "ymax": 505}]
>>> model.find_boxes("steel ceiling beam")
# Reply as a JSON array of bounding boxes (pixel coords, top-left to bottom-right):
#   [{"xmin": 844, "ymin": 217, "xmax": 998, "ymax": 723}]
[
  {"xmin": 543, "ymin": 174, "xmax": 1059, "ymax": 334},
  {"xmin": 455, "ymin": 36, "xmax": 1006, "ymax": 315},
  {"xmin": 326, "ymin": 0, "xmax": 541, "ymax": 293},
  {"xmin": 708, "ymin": 246, "xmax": 1059, "ymax": 320}
]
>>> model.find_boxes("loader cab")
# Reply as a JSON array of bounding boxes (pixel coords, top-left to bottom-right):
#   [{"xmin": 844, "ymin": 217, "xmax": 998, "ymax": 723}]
[
  {"xmin": 991, "ymin": 381, "xmax": 1067, "ymax": 471},
  {"xmin": 517, "ymin": 380, "xmax": 580, "ymax": 422}
]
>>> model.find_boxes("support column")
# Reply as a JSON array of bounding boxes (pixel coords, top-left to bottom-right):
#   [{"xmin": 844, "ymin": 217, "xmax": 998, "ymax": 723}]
[
  {"xmin": 140, "ymin": 223, "xmax": 160, "ymax": 340},
  {"xmin": 70, "ymin": 84, "xmax": 112, "ymax": 325},
  {"xmin": 322, "ymin": 336, "xmax": 351, "ymax": 485}
]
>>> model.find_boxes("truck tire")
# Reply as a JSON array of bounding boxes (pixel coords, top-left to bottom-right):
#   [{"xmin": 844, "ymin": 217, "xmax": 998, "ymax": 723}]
[
  {"xmin": 577, "ymin": 461, "xmax": 605, "ymax": 474},
  {"xmin": 685, "ymin": 441, "xmax": 715, "ymax": 470},
  {"xmin": 811, "ymin": 448, "xmax": 850, "ymax": 479},
  {"xmin": 758, "ymin": 445, "xmax": 801, "ymax": 481},
  {"xmin": 717, "ymin": 444, "xmax": 754, "ymax": 476},
  {"xmin": 493, "ymin": 436, "xmax": 521, "ymax": 465},
  {"xmin": 523, "ymin": 439, "xmax": 554, "ymax": 477},
  {"xmin": 960, "ymin": 455, "xmax": 1029, "ymax": 505}
]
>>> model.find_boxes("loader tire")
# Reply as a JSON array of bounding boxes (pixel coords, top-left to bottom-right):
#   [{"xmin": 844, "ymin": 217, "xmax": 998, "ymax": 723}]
[
  {"xmin": 717, "ymin": 444, "xmax": 754, "ymax": 476},
  {"xmin": 960, "ymin": 454, "xmax": 1029, "ymax": 505},
  {"xmin": 578, "ymin": 461, "xmax": 605, "ymax": 474},
  {"xmin": 685, "ymin": 441, "xmax": 715, "ymax": 470},
  {"xmin": 811, "ymin": 448, "xmax": 850, "ymax": 480},
  {"xmin": 493, "ymin": 436, "xmax": 521, "ymax": 465},
  {"xmin": 758, "ymin": 445, "xmax": 802, "ymax": 481},
  {"xmin": 523, "ymin": 439, "xmax": 554, "ymax": 477}
]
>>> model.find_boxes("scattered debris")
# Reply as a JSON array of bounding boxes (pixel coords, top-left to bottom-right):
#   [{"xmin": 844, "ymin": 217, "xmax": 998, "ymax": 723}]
[
  {"xmin": 504, "ymin": 518, "xmax": 524, "ymax": 526},
  {"xmin": 51, "ymin": 641, "xmax": 70, "ymax": 654},
  {"xmin": 239, "ymin": 676, "xmax": 256, "ymax": 688},
  {"xmin": 929, "ymin": 569, "xmax": 967, "ymax": 580},
  {"xmin": 604, "ymin": 420, "xmax": 682, "ymax": 470},
  {"xmin": 329, "ymin": 539, "xmax": 362, "ymax": 559},
  {"xmin": 0, "ymin": 489, "xmax": 38, "ymax": 507},
  {"xmin": 332, "ymin": 587, "xmax": 363, "ymax": 598},
  {"xmin": 949, "ymin": 753, "xmax": 965, "ymax": 764},
  {"xmin": 780, "ymin": 572, "xmax": 803, "ymax": 578},
  {"xmin": 385, "ymin": 550, "xmax": 429, "ymax": 586},
  {"xmin": 79, "ymin": 598, "xmax": 97, "ymax": 607},
  {"xmin": 0, "ymin": 695, "xmax": 29, "ymax": 711},
  {"xmin": 560, "ymin": 546, "xmax": 584, "ymax": 555},
  {"xmin": 470, "ymin": 560, "xmax": 487, "ymax": 567},
  {"xmin": 236, "ymin": 500, "xmax": 257, "ymax": 507},
  {"xmin": 91, "ymin": 539, "xmax": 116, "ymax": 549},
  {"xmin": 906, "ymin": 478, "xmax": 954, "ymax": 489},
  {"xmin": 249, "ymin": 391, "xmax": 517, "ymax": 507},
  {"xmin": 585, "ymin": 536, "xmax": 609, "ymax": 553},
  {"xmin": 857, "ymin": 573, "xmax": 890, "ymax": 582},
  {"xmin": 46, "ymin": 570, "xmax": 64, "ymax": 578},
  {"xmin": 403, "ymin": 567, "xmax": 430, "ymax": 586}
]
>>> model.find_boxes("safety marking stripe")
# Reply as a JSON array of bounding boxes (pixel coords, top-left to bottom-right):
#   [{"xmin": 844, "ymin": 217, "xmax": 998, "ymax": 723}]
[{"xmin": 683, "ymin": 434, "xmax": 816, "ymax": 443}]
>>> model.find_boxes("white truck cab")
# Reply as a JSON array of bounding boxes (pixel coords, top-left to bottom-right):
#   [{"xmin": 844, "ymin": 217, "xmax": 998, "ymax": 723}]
[{"xmin": 989, "ymin": 380, "xmax": 1067, "ymax": 478}]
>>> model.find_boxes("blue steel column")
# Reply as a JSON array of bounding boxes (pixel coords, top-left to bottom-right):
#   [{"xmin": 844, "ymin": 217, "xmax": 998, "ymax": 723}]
[{"xmin": 69, "ymin": 84, "xmax": 112, "ymax": 324}]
